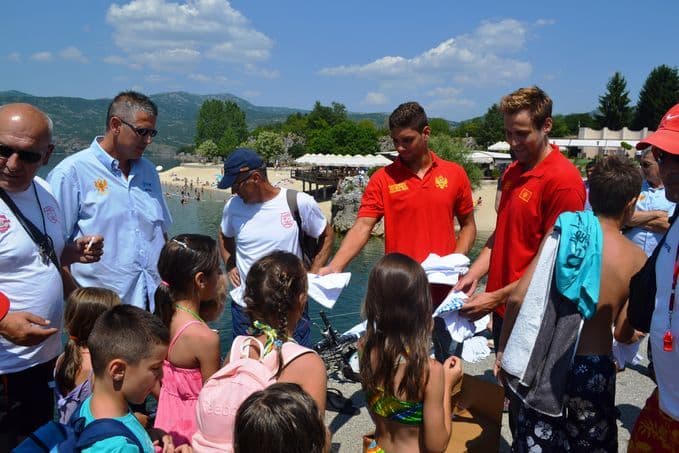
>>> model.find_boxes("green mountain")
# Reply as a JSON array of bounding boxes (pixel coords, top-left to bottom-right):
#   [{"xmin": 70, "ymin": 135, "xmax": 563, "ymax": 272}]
[{"xmin": 0, "ymin": 90, "xmax": 389, "ymax": 154}]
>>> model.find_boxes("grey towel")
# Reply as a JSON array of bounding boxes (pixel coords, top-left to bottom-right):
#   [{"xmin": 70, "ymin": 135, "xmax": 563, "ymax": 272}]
[{"xmin": 504, "ymin": 282, "xmax": 583, "ymax": 417}]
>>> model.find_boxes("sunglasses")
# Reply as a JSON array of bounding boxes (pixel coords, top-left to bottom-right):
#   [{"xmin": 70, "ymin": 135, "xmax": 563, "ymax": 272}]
[
  {"xmin": 654, "ymin": 150, "xmax": 679, "ymax": 166},
  {"xmin": 640, "ymin": 161, "xmax": 657, "ymax": 168},
  {"xmin": 119, "ymin": 118, "xmax": 158, "ymax": 138},
  {"xmin": 0, "ymin": 144, "xmax": 43, "ymax": 164},
  {"xmin": 231, "ymin": 170, "xmax": 255, "ymax": 192}
]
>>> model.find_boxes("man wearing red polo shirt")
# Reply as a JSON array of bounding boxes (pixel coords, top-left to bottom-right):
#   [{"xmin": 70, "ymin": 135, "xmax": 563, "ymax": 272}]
[
  {"xmin": 321, "ymin": 101, "xmax": 476, "ymax": 267},
  {"xmin": 456, "ymin": 86, "xmax": 585, "ymax": 348},
  {"xmin": 320, "ymin": 102, "xmax": 476, "ymax": 360}
]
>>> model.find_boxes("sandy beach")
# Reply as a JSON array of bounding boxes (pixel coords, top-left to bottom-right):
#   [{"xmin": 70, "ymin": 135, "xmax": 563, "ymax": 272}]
[{"xmin": 159, "ymin": 163, "xmax": 499, "ymax": 231}]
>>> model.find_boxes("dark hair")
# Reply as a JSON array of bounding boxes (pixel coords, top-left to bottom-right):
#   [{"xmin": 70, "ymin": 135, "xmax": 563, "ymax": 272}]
[
  {"xmin": 588, "ymin": 156, "xmax": 642, "ymax": 217},
  {"xmin": 56, "ymin": 287, "xmax": 120, "ymax": 395},
  {"xmin": 154, "ymin": 234, "xmax": 220, "ymax": 327},
  {"xmin": 359, "ymin": 253, "xmax": 432, "ymax": 401},
  {"xmin": 106, "ymin": 91, "xmax": 158, "ymax": 131},
  {"xmin": 88, "ymin": 305, "xmax": 170, "ymax": 376},
  {"xmin": 234, "ymin": 383, "xmax": 326, "ymax": 453},
  {"xmin": 243, "ymin": 251, "xmax": 307, "ymax": 377},
  {"xmin": 388, "ymin": 102, "xmax": 428, "ymax": 132},
  {"xmin": 500, "ymin": 86, "xmax": 552, "ymax": 130}
]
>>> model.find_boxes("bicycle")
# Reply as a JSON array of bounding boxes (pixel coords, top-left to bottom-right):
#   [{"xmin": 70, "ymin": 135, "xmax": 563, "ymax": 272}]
[
  {"xmin": 312, "ymin": 310, "xmax": 362, "ymax": 415},
  {"xmin": 313, "ymin": 310, "xmax": 361, "ymax": 383}
]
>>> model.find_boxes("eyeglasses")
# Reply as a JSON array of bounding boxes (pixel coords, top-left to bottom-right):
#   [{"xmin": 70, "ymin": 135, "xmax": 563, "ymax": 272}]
[
  {"xmin": 119, "ymin": 118, "xmax": 158, "ymax": 138},
  {"xmin": 0, "ymin": 144, "xmax": 43, "ymax": 164},
  {"xmin": 640, "ymin": 161, "xmax": 657, "ymax": 169},
  {"xmin": 654, "ymin": 150, "xmax": 679, "ymax": 166}
]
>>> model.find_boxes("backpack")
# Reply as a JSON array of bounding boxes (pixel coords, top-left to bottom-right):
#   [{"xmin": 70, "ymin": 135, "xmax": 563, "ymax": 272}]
[
  {"xmin": 13, "ymin": 404, "xmax": 143, "ymax": 452},
  {"xmin": 192, "ymin": 336, "xmax": 311, "ymax": 451},
  {"xmin": 285, "ymin": 189, "xmax": 321, "ymax": 269},
  {"xmin": 628, "ymin": 211, "xmax": 679, "ymax": 333}
]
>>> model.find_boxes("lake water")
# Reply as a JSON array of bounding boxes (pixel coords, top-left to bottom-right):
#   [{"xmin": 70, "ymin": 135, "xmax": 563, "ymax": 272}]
[{"xmin": 40, "ymin": 152, "xmax": 489, "ymax": 350}]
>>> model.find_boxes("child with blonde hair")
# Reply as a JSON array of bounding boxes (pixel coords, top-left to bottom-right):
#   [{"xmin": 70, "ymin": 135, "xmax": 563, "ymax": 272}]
[{"xmin": 54, "ymin": 287, "xmax": 120, "ymax": 423}]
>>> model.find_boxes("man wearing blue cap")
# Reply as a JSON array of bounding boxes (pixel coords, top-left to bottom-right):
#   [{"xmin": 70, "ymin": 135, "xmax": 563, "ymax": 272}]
[{"xmin": 217, "ymin": 148, "xmax": 333, "ymax": 346}]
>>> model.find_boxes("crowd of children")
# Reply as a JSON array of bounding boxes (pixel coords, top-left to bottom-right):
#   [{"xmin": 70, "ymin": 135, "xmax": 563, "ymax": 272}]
[{"xmin": 11, "ymin": 154, "xmax": 679, "ymax": 452}]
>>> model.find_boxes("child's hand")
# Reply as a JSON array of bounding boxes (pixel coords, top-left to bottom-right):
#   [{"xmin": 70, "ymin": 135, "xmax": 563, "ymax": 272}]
[{"xmin": 443, "ymin": 355, "xmax": 463, "ymax": 389}]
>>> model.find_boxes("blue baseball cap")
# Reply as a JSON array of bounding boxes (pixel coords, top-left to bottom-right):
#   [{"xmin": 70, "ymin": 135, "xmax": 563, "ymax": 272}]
[{"xmin": 217, "ymin": 148, "xmax": 265, "ymax": 190}]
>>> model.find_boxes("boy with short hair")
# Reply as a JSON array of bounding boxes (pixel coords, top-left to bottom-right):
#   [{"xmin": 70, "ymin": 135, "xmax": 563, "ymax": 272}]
[
  {"xmin": 80, "ymin": 304, "xmax": 170, "ymax": 452},
  {"xmin": 497, "ymin": 156, "xmax": 647, "ymax": 451}
]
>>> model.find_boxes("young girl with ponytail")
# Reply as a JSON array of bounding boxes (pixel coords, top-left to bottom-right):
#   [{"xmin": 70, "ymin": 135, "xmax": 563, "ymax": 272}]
[
  {"xmin": 153, "ymin": 234, "xmax": 223, "ymax": 446},
  {"xmin": 192, "ymin": 251, "xmax": 326, "ymax": 452},
  {"xmin": 54, "ymin": 287, "xmax": 120, "ymax": 423}
]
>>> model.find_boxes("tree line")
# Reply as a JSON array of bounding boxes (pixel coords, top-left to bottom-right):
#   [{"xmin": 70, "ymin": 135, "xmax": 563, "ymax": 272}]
[{"xmin": 188, "ymin": 64, "xmax": 679, "ymax": 173}]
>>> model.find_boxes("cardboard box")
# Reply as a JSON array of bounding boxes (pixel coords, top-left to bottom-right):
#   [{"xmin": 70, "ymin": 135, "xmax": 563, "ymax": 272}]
[{"xmin": 446, "ymin": 374, "xmax": 504, "ymax": 453}]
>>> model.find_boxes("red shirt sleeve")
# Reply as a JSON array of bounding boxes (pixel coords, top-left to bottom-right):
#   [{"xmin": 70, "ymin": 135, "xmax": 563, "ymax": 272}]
[{"xmin": 357, "ymin": 171, "xmax": 384, "ymax": 219}]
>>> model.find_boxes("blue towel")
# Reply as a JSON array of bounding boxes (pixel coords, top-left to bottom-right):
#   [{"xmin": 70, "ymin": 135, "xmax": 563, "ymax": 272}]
[{"xmin": 554, "ymin": 211, "xmax": 603, "ymax": 319}]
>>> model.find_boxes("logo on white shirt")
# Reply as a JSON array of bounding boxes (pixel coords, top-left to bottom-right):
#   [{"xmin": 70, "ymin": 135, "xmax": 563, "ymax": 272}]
[
  {"xmin": 0, "ymin": 214, "xmax": 10, "ymax": 233},
  {"xmin": 281, "ymin": 212, "xmax": 294, "ymax": 229}
]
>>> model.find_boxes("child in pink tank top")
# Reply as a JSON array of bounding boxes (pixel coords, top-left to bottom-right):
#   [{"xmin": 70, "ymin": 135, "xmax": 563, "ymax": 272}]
[{"xmin": 153, "ymin": 234, "xmax": 224, "ymax": 447}]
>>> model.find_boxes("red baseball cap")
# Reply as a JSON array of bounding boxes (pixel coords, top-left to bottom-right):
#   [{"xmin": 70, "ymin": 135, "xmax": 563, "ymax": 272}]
[
  {"xmin": 637, "ymin": 103, "xmax": 679, "ymax": 154},
  {"xmin": 0, "ymin": 291, "xmax": 9, "ymax": 321}
]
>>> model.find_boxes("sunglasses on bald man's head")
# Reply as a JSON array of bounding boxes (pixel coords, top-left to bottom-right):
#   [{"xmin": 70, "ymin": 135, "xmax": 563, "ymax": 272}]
[{"xmin": 0, "ymin": 144, "xmax": 43, "ymax": 163}]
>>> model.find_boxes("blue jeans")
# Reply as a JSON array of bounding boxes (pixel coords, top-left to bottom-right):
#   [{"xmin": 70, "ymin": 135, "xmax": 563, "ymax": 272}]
[{"xmin": 231, "ymin": 301, "xmax": 311, "ymax": 348}]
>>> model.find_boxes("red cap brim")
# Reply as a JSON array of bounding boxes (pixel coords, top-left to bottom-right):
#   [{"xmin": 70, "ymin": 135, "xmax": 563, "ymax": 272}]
[
  {"xmin": 637, "ymin": 129, "xmax": 679, "ymax": 155},
  {"xmin": 0, "ymin": 291, "xmax": 9, "ymax": 321}
]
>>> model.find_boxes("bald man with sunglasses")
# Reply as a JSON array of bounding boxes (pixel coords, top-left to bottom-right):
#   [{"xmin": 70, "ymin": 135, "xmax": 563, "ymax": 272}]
[
  {"xmin": 0, "ymin": 103, "xmax": 103, "ymax": 449},
  {"xmin": 47, "ymin": 91, "xmax": 172, "ymax": 311}
]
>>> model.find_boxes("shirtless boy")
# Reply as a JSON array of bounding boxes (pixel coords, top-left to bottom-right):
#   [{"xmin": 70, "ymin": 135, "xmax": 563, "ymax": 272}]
[{"xmin": 497, "ymin": 156, "xmax": 647, "ymax": 451}]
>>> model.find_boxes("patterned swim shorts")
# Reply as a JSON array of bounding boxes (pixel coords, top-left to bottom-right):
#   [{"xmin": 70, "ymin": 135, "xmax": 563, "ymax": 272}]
[{"xmin": 512, "ymin": 354, "xmax": 618, "ymax": 453}]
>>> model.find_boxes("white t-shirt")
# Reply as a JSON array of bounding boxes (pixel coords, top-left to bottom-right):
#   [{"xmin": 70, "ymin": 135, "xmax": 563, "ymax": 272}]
[
  {"xmin": 652, "ymin": 217, "xmax": 679, "ymax": 421},
  {"xmin": 0, "ymin": 177, "xmax": 66, "ymax": 374},
  {"xmin": 221, "ymin": 188, "xmax": 327, "ymax": 307}
]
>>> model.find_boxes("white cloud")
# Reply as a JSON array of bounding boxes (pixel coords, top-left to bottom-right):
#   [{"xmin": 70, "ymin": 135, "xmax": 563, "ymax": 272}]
[
  {"xmin": 187, "ymin": 73, "xmax": 237, "ymax": 85},
  {"xmin": 106, "ymin": 0, "xmax": 274, "ymax": 75},
  {"xmin": 30, "ymin": 51, "xmax": 53, "ymax": 62},
  {"xmin": 145, "ymin": 74, "xmax": 168, "ymax": 83},
  {"xmin": 59, "ymin": 46, "xmax": 88, "ymax": 63},
  {"xmin": 363, "ymin": 92, "xmax": 389, "ymax": 106},
  {"xmin": 7, "ymin": 52, "xmax": 21, "ymax": 62},
  {"xmin": 103, "ymin": 55, "xmax": 142, "ymax": 70},
  {"xmin": 188, "ymin": 73, "xmax": 211, "ymax": 82},
  {"xmin": 319, "ymin": 18, "xmax": 535, "ymax": 88}
]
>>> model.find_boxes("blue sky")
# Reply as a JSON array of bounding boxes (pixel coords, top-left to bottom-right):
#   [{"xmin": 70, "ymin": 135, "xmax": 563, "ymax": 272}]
[{"xmin": 3, "ymin": 0, "xmax": 678, "ymax": 121}]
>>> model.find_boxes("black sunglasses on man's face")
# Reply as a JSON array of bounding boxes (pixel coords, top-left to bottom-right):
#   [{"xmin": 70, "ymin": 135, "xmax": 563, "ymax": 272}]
[
  {"xmin": 119, "ymin": 118, "xmax": 158, "ymax": 138},
  {"xmin": 654, "ymin": 149, "xmax": 679, "ymax": 166},
  {"xmin": 0, "ymin": 144, "xmax": 43, "ymax": 164}
]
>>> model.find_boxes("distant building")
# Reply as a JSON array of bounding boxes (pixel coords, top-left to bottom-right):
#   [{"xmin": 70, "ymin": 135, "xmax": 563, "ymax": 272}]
[{"xmin": 551, "ymin": 127, "xmax": 653, "ymax": 159}]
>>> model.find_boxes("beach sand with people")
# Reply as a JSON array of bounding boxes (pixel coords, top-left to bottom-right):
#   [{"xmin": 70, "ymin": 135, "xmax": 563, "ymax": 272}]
[{"xmin": 158, "ymin": 164, "xmax": 500, "ymax": 231}]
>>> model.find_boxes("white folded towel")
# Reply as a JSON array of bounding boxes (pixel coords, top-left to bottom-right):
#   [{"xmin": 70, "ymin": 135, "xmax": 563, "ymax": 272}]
[
  {"xmin": 229, "ymin": 285, "xmax": 244, "ymax": 306},
  {"xmin": 462, "ymin": 336, "xmax": 491, "ymax": 363},
  {"xmin": 307, "ymin": 273, "xmax": 352, "ymax": 309},
  {"xmin": 421, "ymin": 253, "xmax": 470, "ymax": 286}
]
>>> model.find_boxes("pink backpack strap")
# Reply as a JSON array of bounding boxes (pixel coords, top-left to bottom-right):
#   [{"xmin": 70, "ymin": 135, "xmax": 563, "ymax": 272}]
[
  {"xmin": 168, "ymin": 320, "xmax": 203, "ymax": 354},
  {"xmin": 280, "ymin": 342, "xmax": 315, "ymax": 367},
  {"xmin": 229, "ymin": 335, "xmax": 267, "ymax": 363}
]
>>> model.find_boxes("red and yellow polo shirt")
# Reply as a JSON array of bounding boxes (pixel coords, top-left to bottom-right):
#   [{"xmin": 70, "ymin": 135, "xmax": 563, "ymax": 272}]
[
  {"xmin": 488, "ymin": 145, "xmax": 586, "ymax": 316},
  {"xmin": 357, "ymin": 152, "xmax": 474, "ymax": 263}
]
